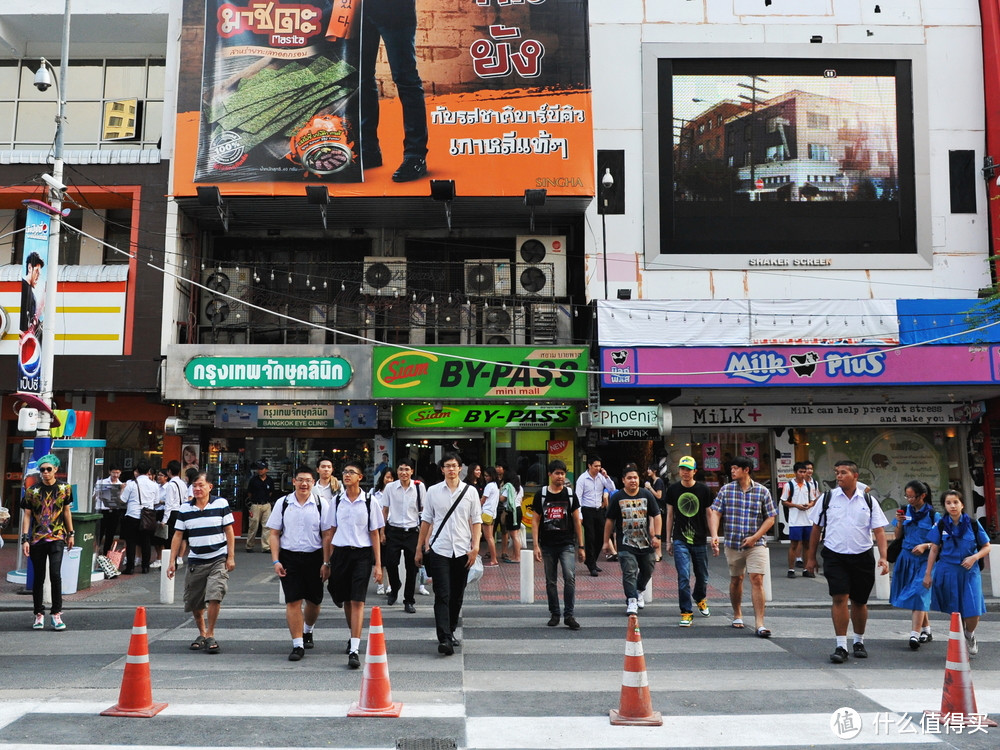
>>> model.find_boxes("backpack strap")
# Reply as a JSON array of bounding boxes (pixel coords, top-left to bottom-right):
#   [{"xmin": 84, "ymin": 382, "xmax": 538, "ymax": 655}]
[{"xmin": 334, "ymin": 490, "xmax": 371, "ymax": 531}]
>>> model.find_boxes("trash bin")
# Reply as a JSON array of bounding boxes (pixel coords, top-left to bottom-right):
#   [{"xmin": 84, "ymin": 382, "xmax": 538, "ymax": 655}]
[{"xmin": 71, "ymin": 512, "xmax": 102, "ymax": 592}]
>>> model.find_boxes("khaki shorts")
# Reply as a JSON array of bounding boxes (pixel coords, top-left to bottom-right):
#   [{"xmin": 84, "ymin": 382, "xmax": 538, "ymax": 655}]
[
  {"xmin": 724, "ymin": 545, "xmax": 769, "ymax": 577},
  {"xmin": 183, "ymin": 557, "xmax": 229, "ymax": 613}
]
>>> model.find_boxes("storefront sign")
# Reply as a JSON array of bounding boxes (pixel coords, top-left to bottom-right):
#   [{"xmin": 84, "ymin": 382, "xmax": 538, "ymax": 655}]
[
  {"xmin": 216, "ymin": 403, "xmax": 375, "ymax": 429},
  {"xmin": 600, "ymin": 428, "xmax": 659, "ymax": 441},
  {"xmin": 174, "ymin": 0, "xmax": 593, "ymax": 198},
  {"xmin": 374, "ymin": 346, "xmax": 588, "ymax": 400},
  {"xmin": 592, "ymin": 405, "xmax": 659, "ymax": 429},
  {"xmin": 393, "ymin": 403, "xmax": 576, "ymax": 430},
  {"xmin": 673, "ymin": 403, "xmax": 967, "ymax": 427},
  {"xmin": 601, "ymin": 345, "xmax": 1000, "ymax": 388},
  {"xmin": 186, "ymin": 356, "xmax": 352, "ymax": 389}
]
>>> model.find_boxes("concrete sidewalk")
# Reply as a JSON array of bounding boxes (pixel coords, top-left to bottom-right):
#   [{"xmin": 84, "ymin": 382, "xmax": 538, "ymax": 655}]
[{"xmin": 0, "ymin": 537, "xmax": 995, "ymax": 612}]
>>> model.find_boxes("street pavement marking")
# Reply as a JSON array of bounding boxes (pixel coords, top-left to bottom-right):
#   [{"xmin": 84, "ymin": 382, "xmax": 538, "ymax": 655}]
[
  {"xmin": 465, "ymin": 714, "xmax": 940, "ymax": 747},
  {"xmin": 860, "ymin": 688, "xmax": 1000, "ymax": 713}
]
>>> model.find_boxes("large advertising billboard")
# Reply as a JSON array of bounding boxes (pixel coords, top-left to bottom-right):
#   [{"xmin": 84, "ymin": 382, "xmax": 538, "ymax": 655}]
[
  {"xmin": 17, "ymin": 207, "xmax": 50, "ymax": 394},
  {"xmin": 174, "ymin": 0, "xmax": 593, "ymax": 197}
]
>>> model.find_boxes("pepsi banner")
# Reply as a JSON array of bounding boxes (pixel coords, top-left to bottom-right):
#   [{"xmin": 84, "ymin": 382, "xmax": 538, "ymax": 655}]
[{"xmin": 18, "ymin": 207, "xmax": 49, "ymax": 394}]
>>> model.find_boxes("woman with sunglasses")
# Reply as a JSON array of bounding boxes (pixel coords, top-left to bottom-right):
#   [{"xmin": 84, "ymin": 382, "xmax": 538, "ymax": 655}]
[{"xmin": 20, "ymin": 453, "xmax": 74, "ymax": 631}]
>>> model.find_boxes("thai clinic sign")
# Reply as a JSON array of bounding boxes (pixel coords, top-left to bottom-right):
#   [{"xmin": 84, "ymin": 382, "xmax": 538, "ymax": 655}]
[
  {"xmin": 373, "ymin": 346, "xmax": 588, "ymax": 400},
  {"xmin": 600, "ymin": 346, "xmax": 1000, "ymax": 388},
  {"xmin": 393, "ymin": 404, "xmax": 576, "ymax": 430},
  {"xmin": 185, "ymin": 356, "xmax": 352, "ymax": 388},
  {"xmin": 216, "ymin": 403, "xmax": 376, "ymax": 429},
  {"xmin": 174, "ymin": 0, "xmax": 593, "ymax": 198},
  {"xmin": 17, "ymin": 206, "xmax": 50, "ymax": 394}
]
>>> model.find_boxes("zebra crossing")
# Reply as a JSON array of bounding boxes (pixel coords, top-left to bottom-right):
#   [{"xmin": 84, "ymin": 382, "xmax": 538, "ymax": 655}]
[{"xmin": 0, "ymin": 599, "xmax": 997, "ymax": 748}]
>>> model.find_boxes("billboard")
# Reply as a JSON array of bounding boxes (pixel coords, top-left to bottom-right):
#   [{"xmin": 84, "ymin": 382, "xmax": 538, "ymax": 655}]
[
  {"xmin": 174, "ymin": 0, "xmax": 593, "ymax": 196},
  {"xmin": 17, "ymin": 207, "xmax": 50, "ymax": 394}
]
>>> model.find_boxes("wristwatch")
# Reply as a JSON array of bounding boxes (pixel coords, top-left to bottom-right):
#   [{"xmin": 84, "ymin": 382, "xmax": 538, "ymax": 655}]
[
  {"xmin": 578, "ymin": 545, "xmax": 585, "ymax": 549},
  {"xmin": 322, "ymin": 561, "xmax": 332, "ymax": 567}
]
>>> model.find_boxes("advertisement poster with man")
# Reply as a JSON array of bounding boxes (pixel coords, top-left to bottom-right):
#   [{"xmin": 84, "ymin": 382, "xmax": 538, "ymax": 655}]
[
  {"xmin": 18, "ymin": 207, "xmax": 49, "ymax": 394},
  {"xmin": 173, "ymin": 0, "xmax": 593, "ymax": 196}
]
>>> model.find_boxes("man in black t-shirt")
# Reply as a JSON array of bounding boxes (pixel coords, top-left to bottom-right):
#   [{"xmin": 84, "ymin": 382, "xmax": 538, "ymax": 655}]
[
  {"xmin": 531, "ymin": 459, "xmax": 584, "ymax": 630},
  {"xmin": 664, "ymin": 456, "xmax": 714, "ymax": 627},
  {"xmin": 604, "ymin": 464, "xmax": 661, "ymax": 616},
  {"xmin": 245, "ymin": 461, "xmax": 276, "ymax": 553}
]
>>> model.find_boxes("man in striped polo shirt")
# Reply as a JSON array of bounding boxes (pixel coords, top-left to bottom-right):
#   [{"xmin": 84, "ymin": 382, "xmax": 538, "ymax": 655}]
[{"xmin": 167, "ymin": 472, "xmax": 235, "ymax": 654}]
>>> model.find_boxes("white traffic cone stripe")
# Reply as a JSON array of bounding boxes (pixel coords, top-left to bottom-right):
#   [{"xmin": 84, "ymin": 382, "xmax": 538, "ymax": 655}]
[
  {"xmin": 946, "ymin": 660, "xmax": 970, "ymax": 672},
  {"xmin": 625, "ymin": 641, "xmax": 644, "ymax": 657},
  {"xmin": 370, "ymin": 625, "xmax": 383, "ymax": 634},
  {"xmin": 131, "ymin": 626, "xmax": 147, "ymax": 635},
  {"xmin": 125, "ymin": 654, "xmax": 150, "ymax": 664},
  {"xmin": 365, "ymin": 653, "xmax": 388, "ymax": 663},
  {"xmin": 621, "ymin": 670, "xmax": 649, "ymax": 688}
]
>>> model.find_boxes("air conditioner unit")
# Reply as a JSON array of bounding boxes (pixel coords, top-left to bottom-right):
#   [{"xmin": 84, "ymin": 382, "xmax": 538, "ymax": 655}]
[
  {"xmin": 515, "ymin": 235, "xmax": 566, "ymax": 297},
  {"xmin": 362, "ymin": 256, "xmax": 407, "ymax": 296},
  {"xmin": 200, "ymin": 267, "xmax": 252, "ymax": 326},
  {"xmin": 480, "ymin": 305, "xmax": 526, "ymax": 345},
  {"xmin": 464, "ymin": 259, "xmax": 512, "ymax": 296},
  {"xmin": 528, "ymin": 303, "xmax": 572, "ymax": 345}
]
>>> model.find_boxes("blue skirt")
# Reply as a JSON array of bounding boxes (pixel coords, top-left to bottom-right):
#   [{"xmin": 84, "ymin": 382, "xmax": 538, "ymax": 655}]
[
  {"xmin": 890, "ymin": 548, "xmax": 931, "ymax": 611},
  {"xmin": 930, "ymin": 560, "xmax": 987, "ymax": 618}
]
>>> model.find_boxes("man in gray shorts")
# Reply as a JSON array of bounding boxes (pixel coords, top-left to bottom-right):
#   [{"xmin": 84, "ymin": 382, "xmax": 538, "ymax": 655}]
[{"xmin": 167, "ymin": 472, "xmax": 235, "ymax": 654}]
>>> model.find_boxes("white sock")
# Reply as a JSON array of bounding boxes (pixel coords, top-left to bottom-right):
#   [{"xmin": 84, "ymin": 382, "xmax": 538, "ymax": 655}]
[
  {"xmin": 853, "ymin": 634, "xmax": 864, "ymax": 645},
  {"xmin": 921, "ymin": 626, "xmax": 931, "ymax": 634},
  {"xmin": 966, "ymin": 629, "xmax": 976, "ymax": 639},
  {"xmin": 836, "ymin": 636, "xmax": 848, "ymax": 649},
  {"xmin": 292, "ymin": 637, "xmax": 303, "ymax": 648},
  {"xmin": 910, "ymin": 630, "xmax": 920, "ymax": 639},
  {"xmin": 303, "ymin": 623, "xmax": 314, "ymax": 634},
  {"xmin": 795, "ymin": 557, "xmax": 803, "ymax": 563},
  {"xmin": 350, "ymin": 636, "xmax": 360, "ymax": 653}
]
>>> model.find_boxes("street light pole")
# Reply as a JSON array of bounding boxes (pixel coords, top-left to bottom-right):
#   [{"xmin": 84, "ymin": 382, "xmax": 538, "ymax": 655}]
[{"xmin": 36, "ymin": 0, "xmax": 71, "ymax": 442}]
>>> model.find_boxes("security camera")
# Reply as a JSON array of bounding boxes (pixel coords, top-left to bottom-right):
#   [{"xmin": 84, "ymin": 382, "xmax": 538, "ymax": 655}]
[
  {"xmin": 40, "ymin": 173, "xmax": 66, "ymax": 192},
  {"xmin": 33, "ymin": 63, "xmax": 52, "ymax": 92}
]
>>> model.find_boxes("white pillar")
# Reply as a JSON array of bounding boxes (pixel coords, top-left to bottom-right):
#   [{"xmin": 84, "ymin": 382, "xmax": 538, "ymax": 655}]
[
  {"xmin": 989, "ymin": 549, "xmax": 1000, "ymax": 598},
  {"xmin": 159, "ymin": 559, "xmax": 174, "ymax": 604},
  {"xmin": 519, "ymin": 528, "xmax": 533, "ymax": 603}
]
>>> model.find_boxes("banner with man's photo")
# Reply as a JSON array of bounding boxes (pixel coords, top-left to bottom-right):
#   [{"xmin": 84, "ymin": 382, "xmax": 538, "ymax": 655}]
[{"xmin": 173, "ymin": 0, "xmax": 593, "ymax": 196}]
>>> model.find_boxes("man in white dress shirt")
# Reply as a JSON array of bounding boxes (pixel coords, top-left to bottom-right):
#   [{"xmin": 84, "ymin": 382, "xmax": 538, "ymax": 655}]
[
  {"xmin": 415, "ymin": 454, "xmax": 481, "ymax": 656},
  {"xmin": 268, "ymin": 465, "xmax": 334, "ymax": 662},
  {"xmin": 380, "ymin": 459, "xmax": 424, "ymax": 613},
  {"xmin": 574, "ymin": 455, "xmax": 616, "ymax": 577}
]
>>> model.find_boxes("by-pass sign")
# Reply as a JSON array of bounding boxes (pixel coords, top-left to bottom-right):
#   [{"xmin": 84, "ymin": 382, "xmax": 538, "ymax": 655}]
[{"xmin": 373, "ymin": 346, "xmax": 588, "ymax": 400}]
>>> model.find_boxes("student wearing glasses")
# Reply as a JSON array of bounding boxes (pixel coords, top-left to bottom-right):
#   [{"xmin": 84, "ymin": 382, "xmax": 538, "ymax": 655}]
[{"xmin": 21, "ymin": 454, "xmax": 74, "ymax": 631}]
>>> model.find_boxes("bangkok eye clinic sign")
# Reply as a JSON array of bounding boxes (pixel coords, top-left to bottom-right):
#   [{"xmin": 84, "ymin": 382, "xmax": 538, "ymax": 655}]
[{"xmin": 184, "ymin": 356, "xmax": 352, "ymax": 388}]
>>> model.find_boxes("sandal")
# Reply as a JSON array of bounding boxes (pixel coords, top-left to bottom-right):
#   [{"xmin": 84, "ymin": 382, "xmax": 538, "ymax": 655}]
[
  {"xmin": 204, "ymin": 636, "xmax": 220, "ymax": 654},
  {"xmin": 189, "ymin": 635, "xmax": 207, "ymax": 651},
  {"xmin": 485, "ymin": 561, "xmax": 499, "ymax": 567},
  {"xmin": 606, "ymin": 553, "xmax": 618, "ymax": 561},
  {"xmin": 731, "ymin": 618, "xmax": 745, "ymax": 629},
  {"xmin": 756, "ymin": 627, "xmax": 772, "ymax": 638}
]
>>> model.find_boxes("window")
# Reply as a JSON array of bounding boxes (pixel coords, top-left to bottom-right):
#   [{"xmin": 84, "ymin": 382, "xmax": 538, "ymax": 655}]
[
  {"xmin": 807, "ymin": 111, "xmax": 830, "ymax": 129},
  {"xmin": 808, "ymin": 144, "xmax": 832, "ymax": 161}
]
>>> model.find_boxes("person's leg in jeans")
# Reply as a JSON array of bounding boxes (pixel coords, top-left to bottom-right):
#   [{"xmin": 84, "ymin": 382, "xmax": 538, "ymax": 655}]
[
  {"xmin": 618, "ymin": 548, "xmax": 639, "ymax": 600},
  {"xmin": 673, "ymin": 539, "xmax": 694, "ymax": 613},
  {"xmin": 542, "ymin": 546, "xmax": 561, "ymax": 616},
  {"xmin": 447, "ymin": 554, "xmax": 468, "ymax": 635},
  {"xmin": 378, "ymin": 23, "xmax": 428, "ymax": 160},
  {"xmin": 423, "ymin": 550, "xmax": 451, "ymax": 643},
  {"xmin": 636, "ymin": 550, "xmax": 655, "ymax": 595},
  {"xmin": 47, "ymin": 542, "xmax": 65, "ymax": 615},
  {"xmin": 691, "ymin": 543, "xmax": 710, "ymax": 604},
  {"xmin": 29, "ymin": 542, "xmax": 49, "ymax": 615},
  {"xmin": 558, "ymin": 543, "xmax": 577, "ymax": 617}
]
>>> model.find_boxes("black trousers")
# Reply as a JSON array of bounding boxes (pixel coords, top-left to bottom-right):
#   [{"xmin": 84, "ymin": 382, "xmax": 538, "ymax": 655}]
[
  {"xmin": 29, "ymin": 540, "xmax": 65, "ymax": 615},
  {"xmin": 121, "ymin": 515, "xmax": 151, "ymax": 573},
  {"xmin": 581, "ymin": 507, "xmax": 606, "ymax": 571},
  {"xmin": 99, "ymin": 509, "xmax": 122, "ymax": 555},
  {"xmin": 424, "ymin": 549, "xmax": 469, "ymax": 643},
  {"xmin": 384, "ymin": 525, "xmax": 419, "ymax": 604}
]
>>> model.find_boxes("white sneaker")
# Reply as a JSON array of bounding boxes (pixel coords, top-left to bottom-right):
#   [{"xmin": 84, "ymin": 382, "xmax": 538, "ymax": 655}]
[
  {"xmin": 376, "ymin": 584, "xmax": 386, "ymax": 595},
  {"xmin": 149, "ymin": 560, "xmax": 161, "ymax": 569},
  {"xmin": 418, "ymin": 585, "xmax": 430, "ymax": 596},
  {"xmin": 967, "ymin": 633, "xmax": 979, "ymax": 656},
  {"xmin": 637, "ymin": 592, "xmax": 645, "ymax": 609},
  {"xmin": 626, "ymin": 598, "xmax": 638, "ymax": 615},
  {"xmin": 176, "ymin": 557, "xmax": 184, "ymax": 567}
]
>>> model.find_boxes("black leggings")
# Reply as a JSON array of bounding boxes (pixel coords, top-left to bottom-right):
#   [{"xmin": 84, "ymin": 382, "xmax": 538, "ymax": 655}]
[{"xmin": 29, "ymin": 540, "xmax": 65, "ymax": 615}]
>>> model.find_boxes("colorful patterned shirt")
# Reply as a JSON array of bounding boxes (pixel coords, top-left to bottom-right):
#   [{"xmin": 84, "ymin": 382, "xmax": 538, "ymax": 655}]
[{"xmin": 22, "ymin": 483, "xmax": 73, "ymax": 544}]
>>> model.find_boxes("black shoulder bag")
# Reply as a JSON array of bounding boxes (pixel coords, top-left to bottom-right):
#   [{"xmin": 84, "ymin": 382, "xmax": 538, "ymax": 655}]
[{"xmin": 428, "ymin": 485, "xmax": 472, "ymax": 552}]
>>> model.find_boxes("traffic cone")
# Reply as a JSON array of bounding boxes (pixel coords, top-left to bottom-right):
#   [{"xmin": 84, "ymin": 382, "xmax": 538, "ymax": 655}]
[
  {"xmin": 610, "ymin": 614, "xmax": 662, "ymax": 726},
  {"xmin": 924, "ymin": 612, "xmax": 997, "ymax": 727},
  {"xmin": 101, "ymin": 606, "xmax": 168, "ymax": 718},
  {"xmin": 348, "ymin": 606, "xmax": 402, "ymax": 717}
]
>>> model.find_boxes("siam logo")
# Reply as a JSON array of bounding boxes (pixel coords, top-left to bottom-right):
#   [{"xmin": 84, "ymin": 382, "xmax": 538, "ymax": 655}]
[
  {"xmin": 409, "ymin": 408, "xmax": 457, "ymax": 424},
  {"xmin": 376, "ymin": 350, "xmax": 439, "ymax": 390}
]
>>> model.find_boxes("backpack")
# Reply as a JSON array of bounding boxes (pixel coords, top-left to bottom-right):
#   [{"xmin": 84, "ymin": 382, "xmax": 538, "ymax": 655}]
[
  {"xmin": 817, "ymin": 489, "xmax": 873, "ymax": 541},
  {"xmin": 334, "ymin": 490, "xmax": 373, "ymax": 531},
  {"xmin": 785, "ymin": 480, "xmax": 817, "ymax": 502},
  {"xmin": 935, "ymin": 516, "xmax": 986, "ymax": 570},
  {"xmin": 539, "ymin": 486, "xmax": 574, "ymax": 535}
]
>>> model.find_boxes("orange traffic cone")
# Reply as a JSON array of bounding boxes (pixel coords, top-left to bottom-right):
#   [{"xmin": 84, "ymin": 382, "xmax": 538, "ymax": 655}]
[
  {"xmin": 348, "ymin": 606, "xmax": 403, "ymax": 717},
  {"xmin": 610, "ymin": 614, "xmax": 662, "ymax": 726},
  {"xmin": 924, "ymin": 612, "xmax": 997, "ymax": 727},
  {"xmin": 101, "ymin": 606, "xmax": 168, "ymax": 718}
]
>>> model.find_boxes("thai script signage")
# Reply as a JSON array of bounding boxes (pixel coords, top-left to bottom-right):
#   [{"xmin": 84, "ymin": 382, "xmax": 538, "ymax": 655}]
[
  {"xmin": 216, "ymin": 403, "xmax": 375, "ymax": 429},
  {"xmin": 186, "ymin": 356, "xmax": 352, "ymax": 388}
]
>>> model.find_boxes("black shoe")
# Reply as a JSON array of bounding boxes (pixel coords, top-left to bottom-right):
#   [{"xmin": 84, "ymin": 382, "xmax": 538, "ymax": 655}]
[
  {"xmin": 303, "ymin": 632, "xmax": 314, "ymax": 649},
  {"xmin": 345, "ymin": 639, "xmax": 351, "ymax": 655},
  {"xmin": 387, "ymin": 591, "xmax": 398, "ymax": 606},
  {"xmin": 853, "ymin": 642, "xmax": 868, "ymax": 659},
  {"xmin": 448, "ymin": 635, "xmax": 461, "ymax": 648},
  {"xmin": 348, "ymin": 651, "xmax": 361, "ymax": 669},
  {"xmin": 245, "ymin": 548, "xmax": 254, "ymax": 553},
  {"xmin": 589, "ymin": 569, "xmax": 599, "ymax": 577},
  {"xmin": 362, "ymin": 151, "xmax": 382, "ymax": 169},
  {"xmin": 122, "ymin": 568, "xmax": 134, "ymax": 575},
  {"xmin": 787, "ymin": 570, "xmax": 796, "ymax": 578},
  {"xmin": 438, "ymin": 641, "xmax": 455, "ymax": 656},
  {"xmin": 404, "ymin": 602, "xmax": 416, "ymax": 614},
  {"xmin": 795, "ymin": 560, "xmax": 804, "ymax": 568},
  {"xmin": 392, "ymin": 157, "xmax": 427, "ymax": 183},
  {"xmin": 547, "ymin": 614, "xmax": 560, "ymax": 627},
  {"xmin": 288, "ymin": 646, "xmax": 305, "ymax": 662},
  {"xmin": 830, "ymin": 646, "xmax": 849, "ymax": 664},
  {"xmin": 802, "ymin": 570, "xmax": 816, "ymax": 578},
  {"xmin": 909, "ymin": 635, "xmax": 920, "ymax": 650},
  {"xmin": 594, "ymin": 566, "xmax": 603, "ymax": 573},
  {"xmin": 564, "ymin": 616, "xmax": 581, "ymax": 631},
  {"xmin": 140, "ymin": 567, "xmax": 150, "ymax": 574}
]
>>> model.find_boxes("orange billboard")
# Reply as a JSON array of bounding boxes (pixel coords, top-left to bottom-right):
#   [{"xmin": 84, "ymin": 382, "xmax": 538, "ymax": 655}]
[{"xmin": 173, "ymin": 0, "xmax": 594, "ymax": 197}]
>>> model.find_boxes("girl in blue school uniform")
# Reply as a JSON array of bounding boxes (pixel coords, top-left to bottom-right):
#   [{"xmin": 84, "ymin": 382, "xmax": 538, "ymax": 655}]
[
  {"xmin": 923, "ymin": 489, "xmax": 991, "ymax": 655},
  {"xmin": 889, "ymin": 480, "xmax": 941, "ymax": 649}
]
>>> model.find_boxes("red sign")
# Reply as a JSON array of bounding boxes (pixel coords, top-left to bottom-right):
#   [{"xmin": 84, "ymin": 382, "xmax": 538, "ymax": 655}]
[{"xmin": 755, "ymin": 178, "xmax": 764, "ymax": 189}]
